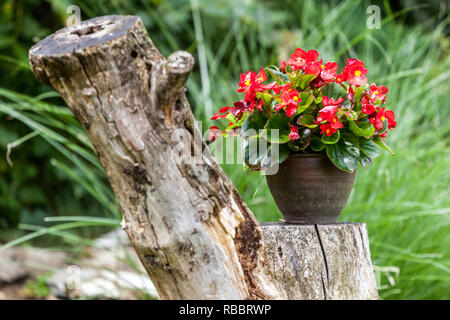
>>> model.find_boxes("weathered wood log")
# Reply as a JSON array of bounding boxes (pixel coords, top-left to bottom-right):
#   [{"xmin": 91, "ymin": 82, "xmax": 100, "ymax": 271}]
[
  {"xmin": 261, "ymin": 223, "xmax": 378, "ymax": 299},
  {"xmin": 28, "ymin": 15, "xmax": 378, "ymax": 300},
  {"xmin": 29, "ymin": 15, "xmax": 278, "ymax": 300}
]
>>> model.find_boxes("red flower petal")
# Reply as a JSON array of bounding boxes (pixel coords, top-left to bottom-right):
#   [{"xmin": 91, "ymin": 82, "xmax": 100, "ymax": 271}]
[
  {"xmin": 362, "ymin": 104, "xmax": 375, "ymax": 115},
  {"xmin": 210, "ymin": 113, "xmax": 221, "ymax": 120},
  {"xmin": 285, "ymin": 105, "xmax": 297, "ymax": 117},
  {"xmin": 305, "ymin": 60, "xmax": 322, "ymax": 76},
  {"xmin": 257, "ymin": 68, "xmax": 267, "ymax": 82}
]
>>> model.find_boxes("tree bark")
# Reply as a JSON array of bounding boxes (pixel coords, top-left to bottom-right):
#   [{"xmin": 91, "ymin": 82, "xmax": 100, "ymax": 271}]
[{"xmin": 28, "ymin": 15, "xmax": 378, "ymax": 300}]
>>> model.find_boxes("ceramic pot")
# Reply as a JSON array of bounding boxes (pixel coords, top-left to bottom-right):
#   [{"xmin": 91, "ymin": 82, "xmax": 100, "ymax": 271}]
[{"xmin": 266, "ymin": 153, "xmax": 355, "ymax": 224}]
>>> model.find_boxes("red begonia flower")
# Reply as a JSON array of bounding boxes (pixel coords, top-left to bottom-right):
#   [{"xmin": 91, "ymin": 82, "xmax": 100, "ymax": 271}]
[
  {"xmin": 230, "ymin": 99, "xmax": 256, "ymax": 118},
  {"xmin": 361, "ymin": 94, "xmax": 371, "ymax": 105},
  {"xmin": 210, "ymin": 113, "xmax": 221, "ymax": 120},
  {"xmin": 369, "ymin": 107, "xmax": 387, "ymax": 130},
  {"xmin": 372, "ymin": 107, "xmax": 396, "ymax": 131},
  {"xmin": 272, "ymin": 83, "xmax": 284, "ymax": 94},
  {"xmin": 344, "ymin": 59, "xmax": 368, "ymax": 86},
  {"xmin": 369, "ymin": 83, "xmax": 389, "ymax": 103},
  {"xmin": 315, "ymin": 105, "xmax": 338, "ymax": 123},
  {"xmin": 320, "ymin": 123, "xmax": 340, "ymax": 136},
  {"xmin": 255, "ymin": 99, "xmax": 264, "ymax": 111},
  {"xmin": 362, "ymin": 103, "xmax": 375, "ymax": 115},
  {"xmin": 238, "ymin": 71, "xmax": 256, "ymax": 93},
  {"xmin": 219, "ymin": 106, "xmax": 230, "ymax": 113},
  {"xmin": 347, "ymin": 87, "xmax": 354, "ymax": 102},
  {"xmin": 369, "ymin": 117, "xmax": 382, "ymax": 131},
  {"xmin": 287, "ymin": 48, "xmax": 319, "ymax": 71},
  {"xmin": 305, "ymin": 59, "xmax": 323, "ymax": 76},
  {"xmin": 256, "ymin": 68, "xmax": 267, "ymax": 83},
  {"xmin": 209, "ymin": 126, "xmax": 222, "ymax": 141},
  {"xmin": 322, "ymin": 96, "xmax": 344, "ymax": 107},
  {"xmin": 285, "ymin": 105, "xmax": 298, "ymax": 117},
  {"xmin": 329, "ymin": 116, "xmax": 344, "ymax": 130},
  {"xmin": 309, "ymin": 77, "xmax": 324, "ymax": 89},
  {"xmin": 275, "ymin": 84, "xmax": 301, "ymax": 117},
  {"xmin": 320, "ymin": 61, "xmax": 338, "ymax": 82},
  {"xmin": 334, "ymin": 71, "xmax": 347, "ymax": 83},
  {"xmin": 237, "ymin": 68, "xmax": 268, "ymax": 101},
  {"xmin": 384, "ymin": 110, "xmax": 396, "ymax": 130},
  {"xmin": 264, "ymin": 82, "xmax": 284, "ymax": 94},
  {"xmin": 289, "ymin": 125, "xmax": 300, "ymax": 141},
  {"xmin": 315, "ymin": 99, "xmax": 343, "ymax": 132}
]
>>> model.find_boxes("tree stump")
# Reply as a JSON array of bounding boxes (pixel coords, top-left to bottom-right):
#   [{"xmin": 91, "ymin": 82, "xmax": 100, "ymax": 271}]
[
  {"xmin": 261, "ymin": 223, "xmax": 378, "ymax": 300},
  {"xmin": 28, "ymin": 15, "xmax": 378, "ymax": 300}
]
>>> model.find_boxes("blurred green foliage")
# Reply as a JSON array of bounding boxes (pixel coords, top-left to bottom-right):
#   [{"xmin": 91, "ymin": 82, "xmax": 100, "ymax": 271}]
[
  {"xmin": 23, "ymin": 274, "xmax": 51, "ymax": 298},
  {"xmin": 0, "ymin": 0, "xmax": 448, "ymax": 299}
]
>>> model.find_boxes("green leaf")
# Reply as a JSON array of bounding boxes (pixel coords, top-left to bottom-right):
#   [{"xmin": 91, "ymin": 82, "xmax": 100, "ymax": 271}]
[
  {"xmin": 359, "ymin": 153, "xmax": 372, "ymax": 167},
  {"xmin": 358, "ymin": 137, "xmax": 379, "ymax": 167},
  {"xmin": 241, "ymin": 111, "xmax": 267, "ymax": 137},
  {"xmin": 260, "ymin": 143, "xmax": 290, "ymax": 170},
  {"xmin": 242, "ymin": 136, "xmax": 264, "ymax": 170},
  {"xmin": 270, "ymin": 99, "xmax": 279, "ymax": 111},
  {"xmin": 285, "ymin": 64, "xmax": 292, "ymax": 73},
  {"xmin": 326, "ymin": 132, "xmax": 360, "ymax": 172},
  {"xmin": 256, "ymin": 92, "xmax": 274, "ymax": 107},
  {"xmin": 290, "ymin": 74, "xmax": 302, "ymax": 88},
  {"xmin": 297, "ymin": 92, "xmax": 314, "ymax": 114},
  {"xmin": 340, "ymin": 109, "xmax": 358, "ymax": 121},
  {"xmin": 297, "ymin": 114, "xmax": 318, "ymax": 128},
  {"xmin": 226, "ymin": 113, "xmax": 235, "ymax": 122},
  {"xmin": 321, "ymin": 130, "xmax": 340, "ymax": 144},
  {"xmin": 381, "ymin": 119, "xmax": 388, "ymax": 132},
  {"xmin": 359, "ymin": 137, "xmax": 379, "ymax": 158},
  {"xmin": 288, "ymin": 141, "xmax": 300, "ymax": 151},
  {"xmin": 354, "ymin": 87, "xmax": 365, "ymax": 101},
  {"xmin": 310, "ymin": 135, "xmax": 325, "ymax": 151},
  {"xmin": 242, "ymin": 137, "xmax": 289, "ymax": 171},
  {"xmin": 298, "ymin": 74, "xmax": 316, "ymax": 89},
  {"xmin": 290, "ymin": 128, "xmax": 311, "ymax": 150},
  {"xmin": 349, "ymin": 120, "xmax": 375, "ymax": 138},
  {"xmin": 373, "ymin": 136, "xmax": 394, "ymax": 155},
  {"xmin": 226, "ymin": 112, "xmax": 247, "ymax": 127},
  {"xmin": 262, "ymin": 112, "xmax": 291, "ymax": 144},
  {"xmin": 265, "ymin": 67, "xmax": 289, "ymax": 82}
]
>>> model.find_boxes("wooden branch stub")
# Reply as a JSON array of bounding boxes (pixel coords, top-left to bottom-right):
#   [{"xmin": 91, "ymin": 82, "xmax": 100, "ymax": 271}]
[{"xmin": 261, "ymin": 223, "xmax": 379, "ymax": 300}]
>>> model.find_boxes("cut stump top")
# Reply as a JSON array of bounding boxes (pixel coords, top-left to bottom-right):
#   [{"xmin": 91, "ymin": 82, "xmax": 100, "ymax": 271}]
[{"xmin": 29, "ymin": 15, "xmax": 138, "ymax": 57}]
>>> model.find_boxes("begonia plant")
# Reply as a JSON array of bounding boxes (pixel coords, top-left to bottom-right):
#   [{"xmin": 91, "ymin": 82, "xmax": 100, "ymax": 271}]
[{"xmin": 209, "ymin": 48, "xmax": 396, "ymax": 172}]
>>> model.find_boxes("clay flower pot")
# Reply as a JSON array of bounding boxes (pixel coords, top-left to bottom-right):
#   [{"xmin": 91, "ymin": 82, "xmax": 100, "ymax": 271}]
[{"xmin": 266, "ymin": 153, "xmax": 355, "ymax": 224}]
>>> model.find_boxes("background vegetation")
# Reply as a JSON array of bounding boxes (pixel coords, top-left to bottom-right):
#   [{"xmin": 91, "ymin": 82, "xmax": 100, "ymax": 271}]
[{"xmin": 0, "ymin": 0, "xmax": 448, "ymax": 299}]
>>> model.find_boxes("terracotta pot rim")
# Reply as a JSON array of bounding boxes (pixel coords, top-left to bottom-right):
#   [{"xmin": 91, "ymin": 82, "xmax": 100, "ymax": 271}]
[{"xmin": 288, "ymin": 153, "xmax": 327, "ymax": 159}]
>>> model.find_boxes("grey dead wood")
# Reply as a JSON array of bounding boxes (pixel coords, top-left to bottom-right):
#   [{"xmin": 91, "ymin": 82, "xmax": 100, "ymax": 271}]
[{"xmin": 28, "ymin": 15, "xmax": 378, "ymax": 300}]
